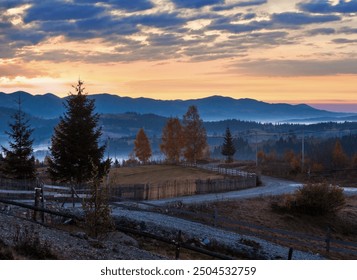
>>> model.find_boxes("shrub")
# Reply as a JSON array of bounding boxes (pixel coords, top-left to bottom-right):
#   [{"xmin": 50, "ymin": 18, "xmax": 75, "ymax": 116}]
[
  {"xmin": 294, "ymin": 183, "xmax": 345, "ymax": 216},
  {"xmin": 82, "ymin": 165, "xmax": 114, "ymax": 238},
  {"xmin": 13, "ymin": 226, "xmax": 57, "ymax": 259},
  {"xmin": 270, "ymin": 194, "xmax": 295, "ymax": 213},
  {"xmin": 271, "ymin": 183, "xmax": 345, "ymax": 216},
  {"xmin": 0, "ymin": 239, "xmax": 14, "ymax": 260}
]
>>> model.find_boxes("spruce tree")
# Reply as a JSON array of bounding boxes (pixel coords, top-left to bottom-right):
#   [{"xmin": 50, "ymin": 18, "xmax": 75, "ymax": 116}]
[
  {"xmin": 221, "ymin": 127, "xmax": 236, "ymax": 163},
  {"xmin": 1, "ymin": 98, "xmax": 36, "ymax": 179},
  {"xmin": 48, "ymin": 80, "xmax": 110, "ymax": 184}
]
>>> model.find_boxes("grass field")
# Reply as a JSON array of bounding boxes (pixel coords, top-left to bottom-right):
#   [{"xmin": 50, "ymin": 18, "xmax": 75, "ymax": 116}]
[{"xmin": 108, "ymin": 164, "xmax": 226, "ymax": 185}]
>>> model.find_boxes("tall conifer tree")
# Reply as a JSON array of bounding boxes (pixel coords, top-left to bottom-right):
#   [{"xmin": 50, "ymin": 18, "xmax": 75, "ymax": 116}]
[
  {"xmin": 221, "ymin": 127, "xmax": 236, "ymax": 163},
  {"xmin": 1, "ymin": 98, "xmax": 36, "ymax": 179},
  {"xmin": 48, "ymin": 80, "xmax": 109, "ymax": 184}
]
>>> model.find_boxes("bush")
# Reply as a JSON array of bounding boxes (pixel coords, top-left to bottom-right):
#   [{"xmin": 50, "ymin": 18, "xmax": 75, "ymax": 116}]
[
  {"xmin": 271, "ymin": 183, "xmax": 345, "ymax": 216},
  {"xmin": 13, "ymin": 226, "xmax": 57, "ymax": 259},
  {"xmin": 82, "ymin": 165, "xmax": 114, "ymax": 238},
  {"xmin": 294, "ymin": 183, "xmax": 345, "ymax": 216},
  {"xmin": 0, "ymin": 239, "xmax": 14, "ymax": 260}
]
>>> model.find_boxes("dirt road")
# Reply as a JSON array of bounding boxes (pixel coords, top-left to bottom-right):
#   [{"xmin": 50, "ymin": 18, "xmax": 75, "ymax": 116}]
[
  {"xmin": 149, "ymin": 175, "xmax": 356, "ymax": 205},
  {"xmin": 149, "ymin": 175, "xmax": 302, "ymax": 205}
]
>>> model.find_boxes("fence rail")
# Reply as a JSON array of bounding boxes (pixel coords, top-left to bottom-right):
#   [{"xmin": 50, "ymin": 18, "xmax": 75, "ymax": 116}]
[{"xmin": 182, "ymin": 163, "xmax": 256, "ymax": 178}]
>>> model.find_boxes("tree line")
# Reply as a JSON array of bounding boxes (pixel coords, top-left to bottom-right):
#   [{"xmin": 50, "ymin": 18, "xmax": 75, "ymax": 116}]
[
  {"xmin": 2, "ymin": 80, "xmax": 355, "ymax": 183},
  {"xmin": 125, "ymin": 103, "xmax": 210, "ymax": 164},
  {"xmin": 257, "ymin": 134, "xmax": 357, "ymax": 175},
  {"xmin": 0, "ymin": 80, "xmax": 212, "ymax": 183}
]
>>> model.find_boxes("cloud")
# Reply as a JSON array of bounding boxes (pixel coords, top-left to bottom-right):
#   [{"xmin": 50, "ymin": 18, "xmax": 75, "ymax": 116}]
[
  {"xmin": 171, "ymin": 0, "xmax": 224, "ymax": 9},
  {"xmin": 298, "ymin": 0, "xmax": 357, "ymax": 14},
  {"xmin": 0, "ymin": 63, "xmax": 48, "ymax": 79},
  {"xmin": 235, "ymin": 0, "xmax": 267, "ymax": 7},
  {"xmin": 271, "ymin": 12, "xmax": 340, "ymax": 26},
  {"xmin": 339, "ymin": 27, "xmax": 357, "ymax": 34},
  {"xmin": 147, "ymin": 33, "xmax": 185, "ymax": 46},
  {"xmin": 182, "ymin": 31, "xmax": 292, "ymax": 62},
  {"xmin": 332, "ymin": 38, "xmax": 357, "ymax": 44},
  {"xmin": 0, "ymin": 0, "xmax": 29, "ymax": 9},
  {"xmin": 76, "ymin": 0, "xmax": 154, "ymax": 12},
  {"xmin": 127, "ymin": 13, "xmax": 186, "ymax": 28},
  {"xmin": 234, "ymin": 58, "xmax": 357, "ymax": 76},
  {"xmin": 208, "ymin": 16, "xmax": 270, "ymax": 33},
  {"xmin": 207, "ymin": 11, "xmax": 340, "ymax": 34},
  {"xmin": 0, "ymin": 0, "xmax": 356, "ymax": 71},
  {"xmin": 307, "ymin": 27, "xmax": 335, "ymax": 35},
  {"xmin": 24, "ymin": 1, "xmax": 105, "ymax": 22},
  {"xmin": 212, "ymin": 0, "xmax": 267, "ymax": 11},
  {"xmin": 33, "ymin": 9, "xmax": 185, "ymax": 40}
]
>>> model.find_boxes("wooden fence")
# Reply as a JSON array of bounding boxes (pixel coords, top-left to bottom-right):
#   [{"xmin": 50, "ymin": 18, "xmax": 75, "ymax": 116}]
[
  {"xmin": 109, "ymin": 177, "xmax": 257, "ymax": 201},
  {"xmin": 182, "ymin": 163, "xmax": 256, "ymax": 178},
  {"xmin": 0, "ymin": 177, "xmax": 37, "ymax": 191}
]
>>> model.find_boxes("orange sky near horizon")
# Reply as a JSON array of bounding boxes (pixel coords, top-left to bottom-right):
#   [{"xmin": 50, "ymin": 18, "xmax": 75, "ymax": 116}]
[{"xmin": 1, "ymin": 0, "xmax": 357, "ymax": 111}]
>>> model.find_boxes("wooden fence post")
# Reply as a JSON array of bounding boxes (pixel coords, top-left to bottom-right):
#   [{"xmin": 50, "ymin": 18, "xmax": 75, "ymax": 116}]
[
  {"xmin": 33, "ymin": 187, "xmax": 41, "ymax": 221},
  {"xmin": 213, "ymin": 207, "xmax": 218, "ymax": 227},
  {"xmin": 175, "ymin": 230, "xmax": 182, "ymax": 260},
  {"xmin": 145, "ymin": 184, "xmax": 149, "ymax": 200},
  {"xmin": 288, "ymin": 248, "xmax": 293, "ymax": 260},
  {"xmin": 326, "ymin": 226, "xmax": 331, "ymax": 254},
  {"xmin": 40, "ymin": 184, "xmax": 45, "ymax": 223}
]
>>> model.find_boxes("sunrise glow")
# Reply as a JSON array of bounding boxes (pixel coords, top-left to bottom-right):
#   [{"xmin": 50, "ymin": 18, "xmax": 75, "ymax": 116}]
[{"xmin": 1, "ymin": 0, "xmax": 357, "ymax": 111}]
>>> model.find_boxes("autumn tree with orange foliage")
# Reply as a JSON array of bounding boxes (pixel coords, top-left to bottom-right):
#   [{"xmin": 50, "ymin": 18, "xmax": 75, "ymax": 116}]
[
  {"xmin": 332, "ymin": 140, "xmax": 349, "ymax": 169},
  {"xmin": 182, "ymin": 105, "xmax": 207, "ymax": 163},
  {"xmin": 160, "ymin": 117, "xmax": 184, "ymax": 163},
  {"xmin": 134, "ymin": 128, "xmax": 152, "ymax": 163},
  {"xmin": 284, "ymin": 149, "xmax": 301, "ymax": 173}
]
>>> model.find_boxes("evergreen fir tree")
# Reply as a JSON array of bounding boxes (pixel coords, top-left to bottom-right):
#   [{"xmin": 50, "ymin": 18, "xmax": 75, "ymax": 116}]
[
  {"xmin": 48, "ymin": 80, "xmax": 110, "ymax": 184},
  {"xmin": 221, "ymin": 127, "xmax": 236, "ymax": 163},
  {"xmin": 1, "ymin": 98, "xmax": 36, "ymax": 179}
]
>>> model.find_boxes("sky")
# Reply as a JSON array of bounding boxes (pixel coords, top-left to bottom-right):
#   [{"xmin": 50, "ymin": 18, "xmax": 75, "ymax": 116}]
[{"xmin": 0, "ymin": 0, "xmax": 357, "ymax": 112}]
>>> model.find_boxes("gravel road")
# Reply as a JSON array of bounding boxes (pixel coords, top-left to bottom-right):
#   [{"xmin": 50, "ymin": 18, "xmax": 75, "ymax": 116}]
[
  {"xmin": 112, "ymin": 207, "xmax": 324, "ymax": 260},
  {"xmin": 148, "ymin": 176, "xmax": 302, "ymax": 205},
  {"xmin": 148, "ymin": 175, "xmax": 356, "ymax": 205}
]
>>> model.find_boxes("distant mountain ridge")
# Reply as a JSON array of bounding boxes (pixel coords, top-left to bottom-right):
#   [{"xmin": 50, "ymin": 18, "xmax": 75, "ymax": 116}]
[{"xmin": 0, "ymin": 91, "xmax": 355, "ymax": 122}]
